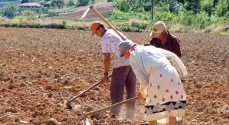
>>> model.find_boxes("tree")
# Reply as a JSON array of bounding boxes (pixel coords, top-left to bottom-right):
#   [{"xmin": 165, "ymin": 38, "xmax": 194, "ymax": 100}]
[
  {"xmin": 66, "ymin": 0, "xmax": 75, "ymax": 7},
  {"xmin": 114, "ymin": 0, "xmax": 152, "ymax": 12},
  {"xmin": 168, "ymin": 0, "xmax": 181, "ymax": 14},
  {"xmin": 177, "ymin": 0, "xmax": 185, "ymax": 4},
  {"xmin": 184, "ymin": 0, "xmax": 201, "ymax": 14},
  {"xmin": 215, "ymin": 0, "xmax": 229, "ymax": 17},
  {"xmin": 152, "ymin": 0, "xmax": 154, "ymax": 19},
  {"xmin": 2, "ymin": 3, "xmax": 17, "ymax": 18},
  {"xmin": 22, "ymin": 10, "xmax": 37, "ymax": 20},
  {"xmin": 213, "ymin": 0, "xmax": 219, "ymax": 7},
  {"xmin": 50, "ymin": 0, "xmax": 65, "ymax": 9},
  {"xmin": 78, "ymin": 0, "xmax": 90, "ymax": 6},
  {"xmin": 201, "ymin": 1, "xmax": 214, "ymax": 16},
  {"xmin": 21, "ymin": 0, "xmax": 29, "ymax": 4},
  {"xmin": 114, "ymin": 0, "xmax": 129, "ymax": 12}
]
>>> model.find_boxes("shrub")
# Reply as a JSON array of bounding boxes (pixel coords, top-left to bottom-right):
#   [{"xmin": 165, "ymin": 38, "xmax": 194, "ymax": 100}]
[
  {"xmin": 130, "ymin": 20, "xmax": 149, "ymax": 32},
  {"xmin": 62, "ymin": 20, "xmax": 67, "ymax": 29},
  {"xmin": 21, "ymin": 10, "xmax": 37, "ymax": 20},
  {"xmin": 201, "ymin": 0, "xmax": 214, "ymax": 16},
  {"xmin": 178, "ymin": 11, "xmax": 212, "ymax": 29},
  {"xmin": 48, "ymin": 9, "xmax": 59, "ymax": 16},
  {"xmin": 215, "ymin": 0, "xmax": 229, "ymax": 17},
  {"xmin": 77, "ymin": 0, "xmax": 90, "ymax": 6},
  {"xmin": 66, "ymin": 0, "xmax": 75, "ymax": 7},
  {"xmin": 154, "ymin": 11, "xmax": 176, "ymax": 22},
  {"xmin": 50, "ymin": 0, "xmax": 65, "ymax": 9},
  {"xmin": 2, "ymin": 3, "xmax": 17, "ymax": 18},
  {"xmin": 154, "ymin": 1, "xmax": 169, "ymax": 12},
  {"xmin": 108, "ymin": 11, "xmax": 130, "ymax": 23},
  {"xmin": 184, "ymin": 0, "xmax": 201, "ymax": 14},
  {"xmin": 108, "ymin": 11, "xmax": 151, "ymax": 24},
  {"xmin": 114, "ymin": 0, "xmax": 130, "ymax": 12}
]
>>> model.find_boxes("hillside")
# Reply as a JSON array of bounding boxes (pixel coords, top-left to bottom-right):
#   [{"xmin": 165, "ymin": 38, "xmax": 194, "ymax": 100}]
[{"xmin": 50, "ymin": 2, "xmax": 114, "ymax": 20}]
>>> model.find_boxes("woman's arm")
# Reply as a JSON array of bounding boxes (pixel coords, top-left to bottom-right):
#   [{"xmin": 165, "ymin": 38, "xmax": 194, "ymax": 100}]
[
  {"xmin": 129, "ymin": 55, "xmax": 148, "ymax": 98},
  {"xmin": 158, "ymin": 48, "xmax": 188, "ymax": 79}
]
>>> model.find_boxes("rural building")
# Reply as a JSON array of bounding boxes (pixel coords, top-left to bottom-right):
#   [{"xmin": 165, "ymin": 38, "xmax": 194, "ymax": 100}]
[{"xmin": 18, "ymin": 3, "xmax": 42, "ymax": 14}]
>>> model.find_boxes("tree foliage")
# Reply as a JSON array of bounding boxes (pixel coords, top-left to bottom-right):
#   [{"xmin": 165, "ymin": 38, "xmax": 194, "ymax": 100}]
[
  {"xmin": 21, "ymin": 10, "xmax": 37, "ymax": 20},
  {"xmin": 50, "ymin": 0, "xmax": 65, "ymax": 9},
  {"xmin": 184, "ymin": 0, "xmax": 201, "ymax": 14},
  {"xmin": 114, "ymin": 0, "xmax": 130, "ymax": 12},
  {"xmin": 201, "ymin": 0, "xmax": 214, "ymax": 16},
  {"xmin": 20, "ymin": 0, "xmax": 29, "ymax": 4},
  {"xmin": 215, "ymin": 0, "xmax": 229, "ymax": 17},
  {"xmin": 2, "ymin": 3, "xmax": 17, "ymax": 18},
  {"xmin": 114, "ymin": 0, "xmax": 184, "ymax": 13},
  {"xmin": 114, "ymin": 0, "xmax": 151, "ymax": 12},
  {"xmin": 66, "ymin": 0, "xmax": 75, "ymax": 7},
  {"xmin": 77, "ymin": 0, "xmax": 90, "ymax": 6},
  {"xmin": 213, "ymin": 0, "xmax": 219, "ymax": 7}
]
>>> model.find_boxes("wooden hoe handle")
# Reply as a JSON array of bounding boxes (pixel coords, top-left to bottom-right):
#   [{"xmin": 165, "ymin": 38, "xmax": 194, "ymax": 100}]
[
  {"xmin": 82, "ymin": 96, "xmax": 137, "ymax": 119},
  {"xmin": 69, "ymin": 74, "xmax": 111, "ymax": 103}
]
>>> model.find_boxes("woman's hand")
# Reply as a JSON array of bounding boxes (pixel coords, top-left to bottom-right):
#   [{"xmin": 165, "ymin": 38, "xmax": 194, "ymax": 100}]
[
  {"xmin": 102, "ymin": 75, "xmax": 109, "ymax": 83},
  {"xmin": 137, "ymin": 92, "xmax": 144, "ymax": 100}
]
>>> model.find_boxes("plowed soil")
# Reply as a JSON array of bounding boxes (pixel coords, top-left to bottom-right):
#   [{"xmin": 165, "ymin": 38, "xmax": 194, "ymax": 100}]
[{"xmin": 0, "ymin": 27, "xmax": 228, "ymax": 125}]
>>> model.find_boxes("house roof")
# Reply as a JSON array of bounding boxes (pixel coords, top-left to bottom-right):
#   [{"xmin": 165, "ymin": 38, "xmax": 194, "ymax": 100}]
[{"xmin": 19, "ymin": 3, "xmax": 41, "ymax": 7}]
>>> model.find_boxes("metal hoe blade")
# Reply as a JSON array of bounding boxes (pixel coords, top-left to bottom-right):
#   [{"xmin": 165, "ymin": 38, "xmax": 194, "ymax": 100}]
[
  {"xmin": 79, "ymin": 6, "xmax": 126, "ymax": 41},
  {"xmin": 80, "ymin": 8, "xmax": 90, "ymax": 19},
  {"xmin": 77, "ymin": 118, "xmax": 91, "ymax": 125},
  {"xmin": 83, "ymin": 118, "xmax": 91, "ymax": 125}
]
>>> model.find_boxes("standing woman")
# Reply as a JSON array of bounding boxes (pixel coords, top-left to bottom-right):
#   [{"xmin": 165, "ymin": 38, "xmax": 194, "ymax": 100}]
[{"xmin": 118, "ymin": 40, "xmax": 187, "ymax": 125}]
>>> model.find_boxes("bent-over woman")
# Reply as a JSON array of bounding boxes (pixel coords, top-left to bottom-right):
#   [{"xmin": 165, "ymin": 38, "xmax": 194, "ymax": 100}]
[{"xmin": 118, "ymin": 40, "xmax": 187, "ymax": 125}]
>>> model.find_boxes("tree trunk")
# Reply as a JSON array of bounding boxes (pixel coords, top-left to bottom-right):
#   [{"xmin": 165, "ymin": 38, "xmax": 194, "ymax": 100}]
[{"xmin": 151, "ymin": 0, "xmax": 154, "ymax": 19}]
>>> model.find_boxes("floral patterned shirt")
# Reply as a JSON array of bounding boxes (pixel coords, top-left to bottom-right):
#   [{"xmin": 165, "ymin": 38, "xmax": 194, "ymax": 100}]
[{"xmin": 101, "ymin": 29, "xmax": 129, "ymax": 68}]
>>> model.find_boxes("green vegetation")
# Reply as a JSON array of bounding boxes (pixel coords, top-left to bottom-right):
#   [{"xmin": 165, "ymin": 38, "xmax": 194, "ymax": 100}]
[
  {"xmin": 50, "ymin": 0, "xmax": 65, "ymax": 9},
  {"xmin": 1, "ymin": 3, "xmax": 17, "ymax": 18},
  {"xmin": 77, "ymin": 0, "xmax": 90, "ymax": 6},
  {"xmin": 66, "ymin": 0, "xmax": 75, "ymax": 7},
  {"xmin": 108, "ymin": 0, "xmax": 229, "ymax": 33},
  {"xmin": 0, "ymin": 0, "xmax": 228, "ymax": 33}
]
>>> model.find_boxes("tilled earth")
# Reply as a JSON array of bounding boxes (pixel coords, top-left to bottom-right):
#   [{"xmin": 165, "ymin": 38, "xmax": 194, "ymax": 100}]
[{"xmin": 0, "ymin": 27, "xmax": 228, "ymax": 125}]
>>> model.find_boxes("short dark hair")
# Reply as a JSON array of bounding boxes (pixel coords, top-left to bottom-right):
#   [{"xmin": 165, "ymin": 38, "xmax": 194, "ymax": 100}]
[{"xmin": 96, "ymin": 24, "xmax": 105, "ymax": 30}]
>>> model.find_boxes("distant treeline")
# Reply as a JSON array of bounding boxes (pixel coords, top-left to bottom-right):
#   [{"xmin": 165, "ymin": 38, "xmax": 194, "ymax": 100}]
[
  {"xmin": 2, "ymin": 0, "xmax": 18, "ymax": 1},
  {"xmin": 108, "ymin": 0, "xmax": 229, "ymax": 33},
  {"xmin": 0, "ymin": 1, "xmax": 18, "ymax": 7}
]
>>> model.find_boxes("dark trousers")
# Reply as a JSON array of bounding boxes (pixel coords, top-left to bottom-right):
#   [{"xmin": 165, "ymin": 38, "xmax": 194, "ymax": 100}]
[{"xmin": 110, "ymin": 66, "xmax": 136, "ymax": 119}]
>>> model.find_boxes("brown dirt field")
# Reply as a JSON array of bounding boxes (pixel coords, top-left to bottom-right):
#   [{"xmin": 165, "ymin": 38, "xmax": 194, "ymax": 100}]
[{"xmin": 0, "ymin": 27, "xmax": 228, "ymax": 125}]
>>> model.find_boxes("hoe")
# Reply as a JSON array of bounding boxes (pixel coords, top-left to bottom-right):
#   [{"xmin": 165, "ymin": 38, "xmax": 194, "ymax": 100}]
[
  {"xmin": 65, "ymin": 5, "xmax": 132, "ymax": 125},
  {"xmin": 76, "ymin": 97, "xmax": 137, "ymax": 125},
  {"xmin": 65, "ymin": 5, "xmax": 127, "ymax": 109},
  {"xmin": 65, "ymin": 5, "xmax": 183, "ymax": 125}
]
